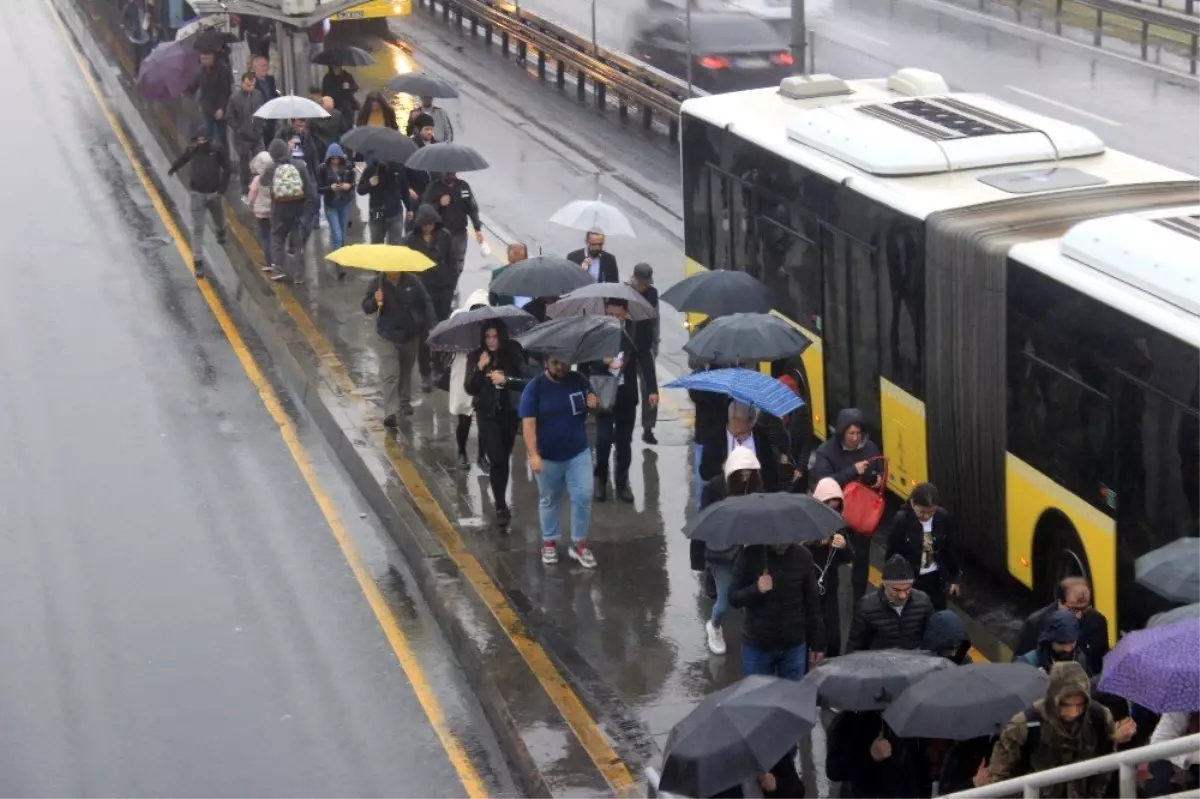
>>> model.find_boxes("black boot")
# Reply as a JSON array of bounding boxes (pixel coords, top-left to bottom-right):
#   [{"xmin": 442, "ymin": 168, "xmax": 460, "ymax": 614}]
[
  {"xmin": 615, "ymin": 470, "xmax": 634, "ymax": 503},
  {"xmin": 593, "ymin": 476, "xmax": 607, "ymax": 502}
]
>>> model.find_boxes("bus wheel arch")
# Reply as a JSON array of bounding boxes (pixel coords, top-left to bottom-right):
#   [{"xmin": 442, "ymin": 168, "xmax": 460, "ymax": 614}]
[{"xmin": 1032, "ymin": 510, "xmax": 1091, "ymax": 603}]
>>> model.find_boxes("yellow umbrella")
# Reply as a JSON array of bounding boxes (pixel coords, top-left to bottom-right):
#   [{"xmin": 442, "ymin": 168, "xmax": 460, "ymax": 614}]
[{"xmin": 326, "ymin": 244, "xmax": 434, "ymax": 272}]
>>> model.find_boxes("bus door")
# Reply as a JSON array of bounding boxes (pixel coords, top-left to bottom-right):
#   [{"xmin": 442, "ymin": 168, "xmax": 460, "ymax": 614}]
[{"xmin": 819, "ymin": 226, "xmax": 880, "ymax": 435}]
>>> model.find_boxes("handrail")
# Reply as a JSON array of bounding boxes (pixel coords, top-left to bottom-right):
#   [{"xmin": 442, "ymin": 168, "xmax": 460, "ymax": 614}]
[{"xmin": 1076, "ymin": 0, "xmax": 1200, "ymax": 33}]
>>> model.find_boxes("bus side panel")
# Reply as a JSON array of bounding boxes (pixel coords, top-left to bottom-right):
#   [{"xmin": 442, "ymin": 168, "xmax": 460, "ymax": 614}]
[
  {"xmin": 330, "ymin": 0, "xmax": 412, "ymax": 20},
  {"xmin": 1006, "ymin": 454, "xmax": 1118, "ymax": 641},
  {"xmin": 880, "ymin": 378, "xmax": 928, "ymax": 499}
]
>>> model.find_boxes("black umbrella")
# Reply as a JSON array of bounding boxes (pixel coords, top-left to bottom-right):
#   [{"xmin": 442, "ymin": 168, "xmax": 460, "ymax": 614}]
[
  {"xmin": 1150, "ymin": 602, "xmax": 1200, "ymax": 628},
  {"xmin": 547, "ymin": 283, "xmax": 657, "ymax": 321},
  {"xmin": 1136, "ymin": 538, "xmax": 1200, "ymax": 605},
  {"xmin": 660, "ymin": 676, "xmax": 819, "ymax": 799},
  {"xmin": 515, "ymin": 315, "xmax": 623, "ymax": 364},
  {"xmin": 426, "ymin": 306, "xmax": 536, "ymax": 352},
  {"xmin": 661, "ymin": 270, "xmax": 772, "ymax": 316},
  {"xmin": 687, "ymin": 492, "xmax": 844, "ymax": 550},
  {"xmin": 385, "ymin": 72, "xmax": 460, "ymax": 98},
  {"xmin": 190, "ymin": 29, "xmax": 237, "ymax": 52},
  {"xmin": 684, "ymin": 313, "xmax": 812, "ymax": 365},
  {"xmin": 489, "ymin": 256, "xmax": 594, "ymax": 298},
  {"xmin": 801, "ymin": 650, "xmax": 953, "ymax": 711},
  {"xmin": 405, "ymin": 142, "xmax": 489, "ymax": 173},
  {"xmin": 340, "ymin": 126, "xmax": 418, "ymax": 165},
  {"xmin": 312, "ymin": 46, "xmax": 376, "ymax": 67},
  {"xmin": 882, "ymin": 662, "xmax": 1048, "ymax": 741}
]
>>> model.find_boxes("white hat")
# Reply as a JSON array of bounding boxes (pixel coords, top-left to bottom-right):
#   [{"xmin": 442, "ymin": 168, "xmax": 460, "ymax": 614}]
[{"xmin": 723, "ymin": 446, "xmax": 761, "ymax": 478}]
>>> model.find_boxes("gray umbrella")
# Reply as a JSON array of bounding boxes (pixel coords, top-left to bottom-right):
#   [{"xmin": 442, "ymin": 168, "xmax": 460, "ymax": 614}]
[
  {"xmin": 385, "ymin": 72, "xmax": 460, "ymax": 98},
  {"xmin": 1149, "ymin": 602, "xmax": 1200, "ymax": 628},
  {"xmin": 882, "ymin": 662, "xmax": 1048, "ymax": 740},
  {"xmin": 547, "ymin": 283, "xmax": 657, "ymax": 321},
  {"xmin": 1136, "ymin": 538, "xmax": 1200, "ymax": 604},
  {"xmin": 340, "ymin": 125, "xmax": 417, "ymax": 165},
  {"xmin": 801, "ymin": 650, "xmax": 953, "ymax": 711},
  {"xmin": 426, "ymin": 306, "xmax": 536, "ymax": 352},
  {"xmin": 490, "ymin": 256, "xmax": 594, "ymax": 298},
  {"xmin": 312, "ymin": 46, "xmax": 376, "ymax": 67},
  {"xmin": 515, "ymin": 315, "xmax": 623, "ymax": 364},
  {"xmin": 405, "ymin": 142, "xmax": 489, "ymax": 173},
  {"xmin": 660, "ymin": 270, "xmax": 772, "ymax": 316},
  {"xmin": 687, "ymin": 492, "xmax": 844, "ymax": 550},
  {"xmin": 684, "ymin": 312, "xmax": 812, "ymax": 364}
]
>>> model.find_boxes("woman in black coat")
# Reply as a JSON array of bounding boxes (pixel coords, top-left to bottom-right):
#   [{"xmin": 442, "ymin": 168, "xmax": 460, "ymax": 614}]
[
  {"xmin": 885, "ymin": 482, "xmax": 961, "ymax": 611},
  {"xmin": 465, "ymin": 321, "xmax": 527, "ymax": 529}
]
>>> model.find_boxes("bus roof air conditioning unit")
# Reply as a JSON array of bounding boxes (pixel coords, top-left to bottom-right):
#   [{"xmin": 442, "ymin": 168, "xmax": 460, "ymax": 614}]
[
  {"xmin": 779, "ymin": 74, "xmax": 852, "ymax": 100},
  {"xmin": 886, "ymin": 68, "xmax": 950, "ymax": 96},
  {"xmin": 786, "ymin": 93, "xmax": 1105, "ymax": 176}
]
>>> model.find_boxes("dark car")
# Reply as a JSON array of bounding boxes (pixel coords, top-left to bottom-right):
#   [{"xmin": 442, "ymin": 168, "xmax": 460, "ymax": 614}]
[{"xmin": 630, "ymin": 11, "xmax": 795, "ymax": 93}]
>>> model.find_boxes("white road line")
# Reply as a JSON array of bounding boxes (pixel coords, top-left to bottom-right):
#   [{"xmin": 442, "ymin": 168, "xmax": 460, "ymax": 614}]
[
  {"xmin": 820, "ymin": 23, "xmax": 892, "ymax": 47},
  {"xmin": 1004, "ymin": 85, "xmax": 1124, "ymax": 127}
]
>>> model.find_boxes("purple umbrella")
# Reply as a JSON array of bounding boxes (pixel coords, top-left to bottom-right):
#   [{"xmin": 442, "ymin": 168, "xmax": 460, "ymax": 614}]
[
  {"xmin": 136, "ymin": 40, "xmax": 197, "ymax": 101},
  {"xmin": 1098, "ymin": 619, "xmax": 1199, "ymax": 713}
]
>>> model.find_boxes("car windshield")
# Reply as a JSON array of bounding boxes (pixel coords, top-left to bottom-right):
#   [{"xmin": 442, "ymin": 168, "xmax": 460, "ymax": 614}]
[{"xmin": 688, "ymin": 14, "xmax": 785, "ymax": 51}]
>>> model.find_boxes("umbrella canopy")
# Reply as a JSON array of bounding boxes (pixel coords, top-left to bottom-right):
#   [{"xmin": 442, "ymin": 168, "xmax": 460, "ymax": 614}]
[
  {"xmin": 1136, "ymin": 538, "xmax": 1200, "ymax": 605},
  {"xmin": 547, "ymin": 283, "xmax": 657, "ymax": 322},
  {"xmin": 1097, "ymin": 619, "xmax": 1200, "ymax": 713},
  {"xmin": 385, "ymin": 72, "xmax": 460, "ymax": 98},
  {"xmin": 489, "ymin": 256, "xmax": 594, "ymax": 298},
  {"xmin": 191, "ymin": 28, "xmax": 237, "ymax": 52},
  {"xmin": 405, "ymin": 142, "xmax": 488, "ymax": 173},
  {"xmin": 255, "ymin": 95, "xmax": 330, "ymax": 120},
  {"xmin": 136, "ymin": 40, "xmax": 199, "ymax": 101},
  {"xmin": 660, "ymin": 270, "xmax": 773, "ymax": 316},
  {"xmin": 687, "ymin": 492, "xmax": 844, "ymax": 550},
  {"xmin": 515, "ymin": 315, "xmax": 623, "ymax": 364},
  {"xmin": 882, "ymin": 663, "xmax": 1048, "ymax": 741},
  {"xmin": 660, "ymin": 676, "xmax": 819, "ymax": 798},
  {"xmin": 685, "ymin": 313, "xmax": 812, "ymax": 364},
  {"xmin": 312, "ymin": 46, "xmax": 376, "ymax": 67},
  {"xmin": 340, "ymin": 125, "xmax": 417, "ymax": 165},
  {"xmin": 426, "ymin": 306, "xmax": 537, "ymax": 352},
  {"xmin": 549, "ymin": 198, "xmax": 635, "ymax": 237},
  {"xmin": 326, "ymin": 244, "xmax": 433, "ymax": 273},
  {"xmin": 665, "ymin": 368, "xmax": 802, "ymax": 418},
  {"xmin": 802, "ymin": 650, "xmax": 953, "ymax": 712},
  {"xmin": 1150, "ymin": 603, "xmax": 1200, "ymax": 628}
]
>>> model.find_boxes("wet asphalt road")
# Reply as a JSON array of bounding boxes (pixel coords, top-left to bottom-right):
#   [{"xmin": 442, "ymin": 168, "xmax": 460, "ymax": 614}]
[{"xmin": 0, "ymin": 1, "xmax": 515, "ymax": 795}]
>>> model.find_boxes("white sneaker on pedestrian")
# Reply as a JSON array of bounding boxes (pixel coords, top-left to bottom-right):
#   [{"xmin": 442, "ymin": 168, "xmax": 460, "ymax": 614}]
[
  {"xmin": 705, "ymin": 621, "xmax": 727, "ymax": 655},
  {"xmin": 541, "ymin": 543, "xmax": 558, "ymax": 566},
  {"xmin": 567, "ymin": 543, "xmax": 597, "ymax": 569},
  {"xmin": 240, "ymin": 194, "xmax": 249, "ymax": 206}
]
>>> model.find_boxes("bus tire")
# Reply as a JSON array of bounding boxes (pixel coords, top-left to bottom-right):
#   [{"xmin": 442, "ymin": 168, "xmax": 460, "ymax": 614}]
[{"xmin": 1033, "ymin": 513, "xmax": 1090, "ymax": 603}]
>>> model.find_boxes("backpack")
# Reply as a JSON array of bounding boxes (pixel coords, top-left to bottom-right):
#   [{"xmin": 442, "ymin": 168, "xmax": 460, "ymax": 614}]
[
  {"xmin": 272, "ymin": 162, "xmax": 305, "ymax": 202},
  {"xmin": 1018, "ymin": 704, "xmax": 1114, "ymax": 775}
]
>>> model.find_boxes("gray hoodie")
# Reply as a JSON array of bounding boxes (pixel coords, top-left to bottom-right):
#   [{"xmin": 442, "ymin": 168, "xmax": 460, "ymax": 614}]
[{"xmin": 260, "ymin": 139, "xmax": 315, "ymax": 208}]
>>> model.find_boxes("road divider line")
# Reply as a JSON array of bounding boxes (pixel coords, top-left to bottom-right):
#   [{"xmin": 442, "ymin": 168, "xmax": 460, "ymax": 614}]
[
  {"xmin": 46, "ymin": 4, "xmax": 489, "ymax": 794},
  {"xmin": 1003, "ymin": 85, "xmax": 1124, "ymax": 127}
]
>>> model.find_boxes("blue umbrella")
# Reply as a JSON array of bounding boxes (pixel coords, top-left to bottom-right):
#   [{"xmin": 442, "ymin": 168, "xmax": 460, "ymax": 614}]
[{"xmin": 665, "ymin": 368, "xmax": 803, "ymax": 418}]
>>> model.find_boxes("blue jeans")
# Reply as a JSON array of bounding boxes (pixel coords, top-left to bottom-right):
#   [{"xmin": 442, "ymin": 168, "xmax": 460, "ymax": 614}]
[
  {"xmin": 203, "ymin": 116, "xmax": 227, "ymax": 150},
  {"xmin": 742, "ymin": 643, "xmax": 807, "ymax": 680},
  {"xmin": 536, "ymin": 448, "xmax": 592, "ymax": 544},
  {"xmin": 256, "ymin": 217, "xmax": 271, "ymax": 266},
  {"xmin": 693, "ymin": 443, "xmax": 704, "ymax": 511},
  {"xmin": 710, "ymin": 561, "xmax": 734, "ymax": 627},
  {"xmin": 324, "ymin": 199, "xmax": 352, "ymax": 251}
]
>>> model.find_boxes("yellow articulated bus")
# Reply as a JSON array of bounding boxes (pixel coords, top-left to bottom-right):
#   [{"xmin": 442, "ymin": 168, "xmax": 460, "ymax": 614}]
[
  {"xmin": 679, "ymin": 69, "xmax": 1200, "ymax": 638},
  {"xmin": 328, "ymin": 0, "xmax": 413, "ymax": 21}
]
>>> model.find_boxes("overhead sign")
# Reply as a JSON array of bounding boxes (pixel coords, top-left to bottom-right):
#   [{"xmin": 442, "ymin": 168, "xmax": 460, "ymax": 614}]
[{"xmin": 330, "ymin": 0, "xmax": 413, "ymax": 19}]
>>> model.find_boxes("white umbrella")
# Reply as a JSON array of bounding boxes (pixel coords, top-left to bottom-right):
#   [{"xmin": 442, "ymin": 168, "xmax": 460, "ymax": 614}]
[
  {"xmin": 255, "ymin": 95, "xmax": 330, "ymax": 120},
  {"xmin": 549, "ymin": 197, "xmax": 635, "ymax": 237}
]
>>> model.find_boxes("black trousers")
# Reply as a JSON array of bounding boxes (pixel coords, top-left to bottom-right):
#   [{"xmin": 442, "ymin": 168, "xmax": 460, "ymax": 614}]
[
  {"xmin": 818, "ymin": 569, "xmax": 843, "ymax": 657},
  {"xmin": 455, "ymin": 414, "xmax": 472, "ymax": 456},
  {"xmin": 418, "ymin": 289, "xmax": 455, "ymax": 379},
  {"xmin": 850, "ymin": 530, "xmax": 873, "ymax": 607},
  {"xmin": 915, "ymin": 570, "xmax": 947, "ymax": 611},
  {"xmin": 594, "ymin": 397, "xmax": 637, "ymax": 484},
  {"xmin": 477, "ymin": 414, "xmax": 517, "ymax": 509}
]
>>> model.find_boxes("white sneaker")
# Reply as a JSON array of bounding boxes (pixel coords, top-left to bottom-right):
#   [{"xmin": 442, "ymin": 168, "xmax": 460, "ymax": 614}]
[
  {"xmin": 706, "ymin": 620, "xmax": 727, "ymax": 655},
  {"xmin": 567, "ymin": 543, "xmax": 597, "ymax": 569},
  {"xmin": 541, "ymin": 543, "xmax": 558, "ymax": 566},
  {"xmin": 240, "ymin": 194, "xmax": 250, "ymax": 206}
]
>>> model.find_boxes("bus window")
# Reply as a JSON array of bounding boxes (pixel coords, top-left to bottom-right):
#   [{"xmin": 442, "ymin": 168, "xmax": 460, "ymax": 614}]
[
  {"xmin": 757, "ymin": 215, "xmax": 820, "ymax": 334},
  {"xmin": 879, "ymin": 222, "xmax": 924, "ymax": 396},
  {"xmin": 821, "ymin": 227, "xmax": 880, "ymax": 430},
  {"xmin": 710, "ymin": 169, "xmax": 732, "ymax": 270}
]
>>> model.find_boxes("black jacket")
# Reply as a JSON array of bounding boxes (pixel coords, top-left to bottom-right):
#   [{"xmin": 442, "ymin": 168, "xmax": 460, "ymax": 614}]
[
  {"xmin": 225, "ymin": 87, "xmax": 264, "ymax": 149},
  {"xmin": 631, "ymin": 285, "xmax": 659, "ymax": 357},
  {"xmin": 465, "ymin": 339, "xmax": 529, "ymax": 420},
  {"xmin": 422, "ymin": 177, "xmax": 482, "ymax": 234},
  {"xmin": 357, "ymin": 162, "xmax": 409, "ymax": 220},
  {"xmin": 405, "ymin": 135, "xmax": 436, "ymax": 201},
  {"xmin": 566, "ymin": 248, "xmax": 618, "ymax": 283},
  {"xmin": 404, "ymin": 211, "xmax": 456, "ymax": 294},
  {"xmin": 811, "ymin": 407, "xmax": 883, "ymax": 488},
  {"xmin": 320, "ymin": 69, "xmax": 359, "ymax": 117},
  {"xmin": 316, "ymin": 149, "xmax": 357, "ymax": 205},
  {"xmin": 361, "ymin": 274, "xmax": 436, "ymax": 343},
  {"xmin": 168, "ymin": 140, "xmax": 229, "ymax": 194},
  {"xmin": 845, "ymin": 586, "xmax": 935, "ymax": 653},
  {"xmin": 698, "ymin": 425, "xmax": 780, "ymax": 491},
  {"xmin": 730, "ymin": 544, "xmax": 826, "ymax": 652},
  {"xmin": 579, "ymin": 327, "xmax": 657, "ymax": 411},
  {"xmin": 274, "ymin": 127, "xmax": 319, "ymax": 180},
  {"xmin": 1016, "ymin": 603, "xmax": 1109, "ymax": 675},
  {"xmin": 826, "ymin": 711, "xmax": 929, "ymax": 799},
  {"xmin": 886, "ymin": 507, "xmax": 962, "ymax": 585},
  {"xmin": 195, "ymin": 62, "xmax": 232, "ymax": 118}
]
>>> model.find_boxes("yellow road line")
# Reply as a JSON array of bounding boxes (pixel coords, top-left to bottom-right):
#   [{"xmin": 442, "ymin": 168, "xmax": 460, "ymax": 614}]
[
  {"xmin": 867, "ymin": 565, "xmax": 991, "ymax": 664},
  {"xmin": 47, "ymin": 5, "xmax": 489, "ymax": 795}
]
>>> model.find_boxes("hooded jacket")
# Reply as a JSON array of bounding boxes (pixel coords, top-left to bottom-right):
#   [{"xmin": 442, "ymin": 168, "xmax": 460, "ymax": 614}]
[
  {"xmin": 226, "ymin": 85, "xmax": 265, "ymax": 148},
  {"xmin": 987, "ymin": 662, "xmax": 1116, "ymax": 797},
  {"xmin": 167, "ymin": 127, "xmax": 230, "ymax": 194},
  {"xmin": 260, "ymin": 139, "xmax": 315, "ymax": 208},
  {"xmin": 316, "ymin": 143, "xmax": 357, "ymax": 205},
  {"xmin": 422, "ymin": 176, "xmax": 482, "ymax": 235},
  {"xmin": 729, "ymin": 543, "xmax": 826, "ymax": 653},
  {"xmin": 845, "ymin": 558, "xmax": 935, "ymax": 654},
  {"xmin": 1016, "ymin": 610, "xmax": 1093, "ymax": 675},
  {"xmin": 698, "ymin": 419, "xmax": 780, "ymax": 492},
  {"xmin": 1016, "ymin": 603, "xmax": 1110, "ymax": 677},
  {"xmin": 465, "ymin": 318, "xmax": 530, "ymax": 421},
  {"xmin": 807, "ymin": 478, "xmax": 853, "ymax": 595},
  {"xmin": 698, "ymin": 448, "xmax": 763, "ymax": 565},
  {"xmin": 248, "ymin": 151, "xmax": 274, "ymax": 217},
  {"xmin": 811, "ymin": 408, "xmax": 883, "ymax": 488},
  {"xmin": 361, "ymin": 273, "xmax": 437, "ymax": 344},
  {"xmin": 404, "ymin": 205, "xmax": 456, "ymax": 293},
  {"xmin": 921, "ymin": 609, "xmax": 972, "ymax": 664},
  {"xmin": 357, "ymin": 160, "xmax": 409, "ymax": 220}
]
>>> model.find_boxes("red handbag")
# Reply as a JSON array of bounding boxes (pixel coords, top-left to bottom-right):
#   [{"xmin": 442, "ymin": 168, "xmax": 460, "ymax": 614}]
[{"xmin": 841, "ymin": 456, "xmax": 888, "ymax": 536}]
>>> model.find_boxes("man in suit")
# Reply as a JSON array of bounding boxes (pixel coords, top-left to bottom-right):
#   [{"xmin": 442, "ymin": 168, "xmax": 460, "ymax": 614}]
[
  {"xmin": 698, "ymin": 401, "xmax": 781, "ymax": 492},
  {"xmin": 567, "ymin": 230, "xmax": 618, "ymax": 283},
  {"xmin": 629, "ymin": 263, "xmax": 660, "ymax": 445}
]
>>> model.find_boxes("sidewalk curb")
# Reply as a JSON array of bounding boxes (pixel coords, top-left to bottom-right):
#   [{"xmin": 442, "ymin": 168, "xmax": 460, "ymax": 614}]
[{"xmin": 51, "ymin": 1, "xmax": 576, "ymax": 795}]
